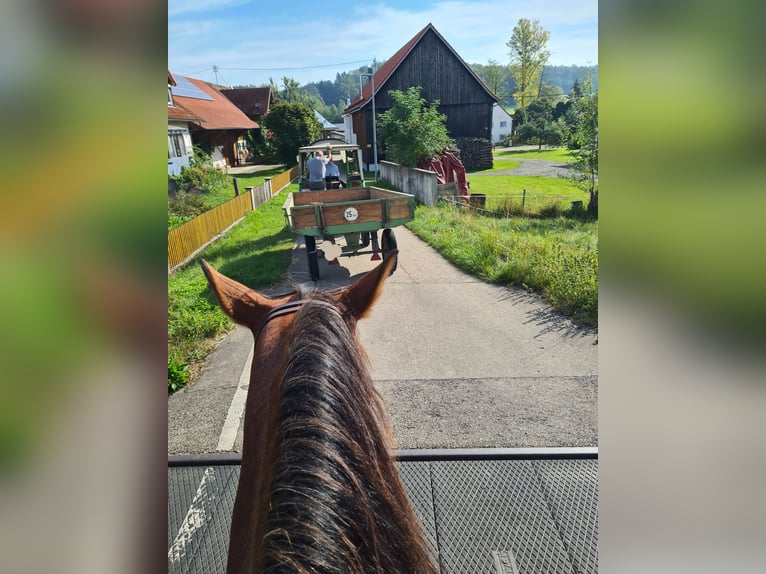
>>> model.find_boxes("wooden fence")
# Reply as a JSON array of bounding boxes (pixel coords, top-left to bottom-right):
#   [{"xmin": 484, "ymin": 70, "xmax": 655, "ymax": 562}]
[{"xmin": 168, "ymin": 166, "xmax": 300, "ymax": 271}]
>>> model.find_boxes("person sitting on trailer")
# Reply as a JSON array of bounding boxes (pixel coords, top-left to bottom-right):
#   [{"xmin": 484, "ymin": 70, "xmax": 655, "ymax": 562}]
[
  {"xmin": 306, "ymin": 150, "xmax": 327, "ymax": 190},
  {"xmin": 325, "ymin": 156, "xmax": 343, "ymax": 188}
]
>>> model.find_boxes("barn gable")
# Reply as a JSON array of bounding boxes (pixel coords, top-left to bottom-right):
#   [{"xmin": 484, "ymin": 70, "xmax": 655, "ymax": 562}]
[{"xmin": 344, "ymin": 23, "xmax": 498, "ymax": 166}]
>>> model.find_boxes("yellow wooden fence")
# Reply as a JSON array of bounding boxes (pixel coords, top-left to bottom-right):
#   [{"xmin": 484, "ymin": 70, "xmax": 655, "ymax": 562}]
[{"xmin": 168, "ymin": 166, "xmax": 300, "ymax": 271}]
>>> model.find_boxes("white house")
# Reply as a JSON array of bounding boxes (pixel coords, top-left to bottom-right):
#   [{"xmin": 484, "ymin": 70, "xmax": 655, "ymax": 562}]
[
  {"xmin": 167, "ymin": 71, "xmax": 198, "ymax": 176},
  {"xmin": 491, "ymin": 103, "xmax": 514, "ymax": 144}
]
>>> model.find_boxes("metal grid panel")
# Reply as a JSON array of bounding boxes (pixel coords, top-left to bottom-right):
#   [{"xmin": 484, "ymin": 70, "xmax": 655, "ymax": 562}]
[
  {"xmin": 168, "ymin": 466, "xmax": 238, "ymax": 574},
  {"xmin": 430, "ymin": 460, "xmax": 575, "ymax": 574},
  {"xmin": 168, "ymin": 458, "xmax": 597, "ymax": 574},
  {"xmin": 168, "ymin": 466, "xmax": 209, "ymax": 550},
  {"xmin": 534, "ymin": 460, "xmax": 598, "ymax": 574},
  {"xmin": 397, "ymin": 461, "xmax": 440, "ymax": 564}
]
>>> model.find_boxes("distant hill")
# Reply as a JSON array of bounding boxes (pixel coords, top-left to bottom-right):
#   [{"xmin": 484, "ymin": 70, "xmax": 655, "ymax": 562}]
[
  {"xmin": 469, "ymin": 63, "xmax": 598, "ymax": 110},
  {"xmin": 296, "ymin": 63, "xmax": 597, "ymax": 120},
  {"xmin": 542, "ymin": 64, "xmax": 598, "ymax": 97}
]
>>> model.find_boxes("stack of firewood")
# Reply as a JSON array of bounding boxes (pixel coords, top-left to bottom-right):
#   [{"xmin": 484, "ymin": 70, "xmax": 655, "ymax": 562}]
[{"xmin": 454, "ymin": 138, "xmax": 493, "ymax": 170}]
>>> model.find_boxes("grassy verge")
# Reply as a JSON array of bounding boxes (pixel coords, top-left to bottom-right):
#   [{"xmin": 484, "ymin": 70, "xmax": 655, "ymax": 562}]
[
  {"xmin": 406, "ymin": 204, "xmax": 597, "ymax": 326},
  {"xmin": 168, "ymin": 166, "xmax": 287, "ymax": 231},
  {"xmin": 209, "ymin": 167, "xmax": 286, "ymax": 210},
  {"xmin": 466, "ymin": 174, "xmax": 586, "ymax": 214},
  {"xmin": 168, "ymin": 191, "xmax": 294, "ymax": 393}
]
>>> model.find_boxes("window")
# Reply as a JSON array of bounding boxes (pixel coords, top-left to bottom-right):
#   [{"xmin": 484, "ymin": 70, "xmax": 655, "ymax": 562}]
[
  {"xmin": 168, "ymin": 131, "xmax": 186, "ymax": 158},
  {"xmin": 168, "ymin": 86, "xmax": 174, "ymax": 106},
  {"xmin": 499, "ymin": 121, "xmax": 507, "ymax": 128}
]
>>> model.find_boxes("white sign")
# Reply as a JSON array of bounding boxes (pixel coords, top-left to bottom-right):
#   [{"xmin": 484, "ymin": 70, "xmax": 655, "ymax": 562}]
[{"xmin": 344, "ymin": 207, "xmax": 359, "ymax": 221}]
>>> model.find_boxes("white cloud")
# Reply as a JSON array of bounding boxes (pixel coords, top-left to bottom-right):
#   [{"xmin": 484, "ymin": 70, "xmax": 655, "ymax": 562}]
[
  {"xmin": 168, "ymin": 0, "xmax": 597, "ymax": 86},
  {"xmin": 168, "ymin": 0, "xmax": 251, "ymax": 18}
]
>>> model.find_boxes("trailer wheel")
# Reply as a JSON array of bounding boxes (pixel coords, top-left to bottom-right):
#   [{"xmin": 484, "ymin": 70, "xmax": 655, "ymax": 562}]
[
  {"xmin": 305, "ymin": 235, "xmax": 320, "ymax": 280},
  {"xmin": 381, "ymin": 229, "xmax": 398, "ymax": 275}
]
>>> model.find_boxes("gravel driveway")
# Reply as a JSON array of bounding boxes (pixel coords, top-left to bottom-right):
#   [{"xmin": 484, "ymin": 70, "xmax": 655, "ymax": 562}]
[{"xmin": 488, "ymin": 157, "xmax": 572, "ymax": 178}]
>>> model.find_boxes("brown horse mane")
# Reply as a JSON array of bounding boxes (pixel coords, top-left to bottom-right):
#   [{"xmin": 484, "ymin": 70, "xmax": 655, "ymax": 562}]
[{"xmin": 259, "ymin": 289, "xmax": 437, "ymax": 573}]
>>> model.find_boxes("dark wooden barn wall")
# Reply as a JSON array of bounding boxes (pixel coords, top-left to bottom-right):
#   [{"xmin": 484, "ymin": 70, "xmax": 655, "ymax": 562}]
[
  {"xmin": 356, "ymin": 29, "xmax": 495, "ymax": 163},
  {"xmin": 376, "ymin": 31, "xmax": 494, "ymax": 108}
]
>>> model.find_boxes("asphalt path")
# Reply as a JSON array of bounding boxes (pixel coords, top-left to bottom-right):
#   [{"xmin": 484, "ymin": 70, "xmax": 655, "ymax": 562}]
[{"xmin": 168, "ymin": 220, "xmax": 597, "ymax": 454}]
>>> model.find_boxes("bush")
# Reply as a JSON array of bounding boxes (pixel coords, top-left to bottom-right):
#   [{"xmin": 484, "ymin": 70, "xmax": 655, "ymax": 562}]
[
  {"xmin": 168, "ymin": 357, "xmax": 190, "ymax": 393},
  {"xmin": 538, "ymin": 203, "xmax": 563, "ymax": 218},
  {"xmin": 168, "ymin": 190, "xmax": 205, "ymax": 218},
  {"xmin": 171, "ymin": 146, "xmax": 229, "ymax": 193}
]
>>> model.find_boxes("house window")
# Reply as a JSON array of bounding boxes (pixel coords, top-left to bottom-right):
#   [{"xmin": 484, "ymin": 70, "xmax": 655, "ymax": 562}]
[
  {"xmin": 168, "ymin": 86, "xmax": 174, "ymax": 106},
  {"xmin": 499, "ymin": 121, "xmax": 507, "ymax": 128},
  {"xmin": 168, "ymin": 131, "xmax": 186, "ymax": 158}
]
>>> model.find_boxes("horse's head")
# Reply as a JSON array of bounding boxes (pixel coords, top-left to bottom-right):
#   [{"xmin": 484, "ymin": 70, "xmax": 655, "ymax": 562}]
[
  {"xmin": 200, "ymin": 253, "xmax": 398, "ymax": 445},
  {"xmin": 200, "ymin": 253, "xmax": 434, "ymax": 574}
]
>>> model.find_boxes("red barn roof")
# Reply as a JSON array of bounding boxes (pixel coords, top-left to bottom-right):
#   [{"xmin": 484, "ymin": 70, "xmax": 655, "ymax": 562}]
[
  {"xmin": 173, "ymin": 77, "xmax": 259, "ymax": 130},
  {"xmin": 220, "ymin": 87, "xmax": 272, "ymax": 120},
  {"xmin": 168, "ymin": 103, "xmax": 204, "ymax": 123}
]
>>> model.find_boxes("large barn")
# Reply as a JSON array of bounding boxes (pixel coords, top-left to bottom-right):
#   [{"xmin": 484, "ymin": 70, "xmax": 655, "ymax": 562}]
[{"xmin": 343, "ymin": 23, "xmax": 498, "ymax": 169}]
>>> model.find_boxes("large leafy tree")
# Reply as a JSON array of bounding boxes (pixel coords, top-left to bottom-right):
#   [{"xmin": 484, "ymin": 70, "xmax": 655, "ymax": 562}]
[
  {"xmin": 561, "ymin": 73, "xmax": 598, "ymax": 216},
  {"xmin": 514, "ymin": 98, "xmax": 557, "ymax": 149},
  {"xmin": 261, "ymin": 103, "xmax": 322, "ymax": 165},
  {"xmin": 377, "ymin": 87, "xmax": 453, "ymax": 167},
  {"xmin": 473, "ymin": 59, "xmax": 512, "ymax": 103},
  {"xmin": 507, "ymin": 18, "xmax": 550, "ymax": 110}
]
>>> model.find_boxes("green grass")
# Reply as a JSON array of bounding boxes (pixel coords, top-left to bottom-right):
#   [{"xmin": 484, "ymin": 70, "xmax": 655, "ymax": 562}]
[
  {"xmin": 466, "ymin": 174, "xmax": 587, "ymax": 213},
  {"xmin": 168, "ymin": 191, "xmax": 294, "ymax": 393},
  {"xmin": 493, "ymin": 146, "xmax": 574, "ymax": 161},
  {"xmin": 407, "ymin": 204, "xmax": 597, "ymax": 326},
  {"xmin": 201, "ymin": 167, "xmax": 286, "ymax": 211}
]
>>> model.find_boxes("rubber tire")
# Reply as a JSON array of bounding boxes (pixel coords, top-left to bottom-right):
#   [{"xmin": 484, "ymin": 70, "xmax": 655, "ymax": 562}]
[
  {"xmin": 380, "ymin": 228, "xmax": 398, "ymax": 275},
  {"xmin": 305, "ymin": 235, "xmax": 320, "ymax": 280}
]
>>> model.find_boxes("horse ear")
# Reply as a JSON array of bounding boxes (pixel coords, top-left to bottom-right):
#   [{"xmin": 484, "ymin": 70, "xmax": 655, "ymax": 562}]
[
  {"xmin": 342, "ymin": 250, "xmax": 398, "ymax": 320},
  {"xmin": 199, "ymin": 259, "xmax": 276, "ymax": 326}
]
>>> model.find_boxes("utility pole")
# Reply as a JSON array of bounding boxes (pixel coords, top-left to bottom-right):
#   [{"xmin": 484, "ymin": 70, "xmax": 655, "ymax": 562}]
[
  {"xmin": 360, "ymin": 65, "xmax": 379, "ymax": 181},
  {"xmin": 213, "ymin": 65, "xmax": 220, "ymax": 85}
]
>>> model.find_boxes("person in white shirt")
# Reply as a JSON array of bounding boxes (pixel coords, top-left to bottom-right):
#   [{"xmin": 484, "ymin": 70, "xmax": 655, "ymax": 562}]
[
  {"xmin": 306, "ymin": 151, "xmax": 328, "ymax": 190},
  {"xmin": 325, "ymin": 156, "xmax": 342, "ymax": 188}
]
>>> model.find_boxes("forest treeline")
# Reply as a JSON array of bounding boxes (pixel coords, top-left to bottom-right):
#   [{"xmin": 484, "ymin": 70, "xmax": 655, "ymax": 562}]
[{"xmin": 235, "ymin": 63, "xmax": 597, "ymax": 124}]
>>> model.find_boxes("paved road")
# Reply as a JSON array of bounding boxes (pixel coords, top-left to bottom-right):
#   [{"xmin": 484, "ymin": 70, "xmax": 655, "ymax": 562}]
[{"xmin": 168, "ymin": 226, "xmax": 597, "ymax": 454}]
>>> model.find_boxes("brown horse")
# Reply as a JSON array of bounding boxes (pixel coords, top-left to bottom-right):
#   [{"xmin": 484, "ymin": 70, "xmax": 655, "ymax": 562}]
[{"xmin": 201, "ymin": 253, "xmax": 437, "ymax": 574}]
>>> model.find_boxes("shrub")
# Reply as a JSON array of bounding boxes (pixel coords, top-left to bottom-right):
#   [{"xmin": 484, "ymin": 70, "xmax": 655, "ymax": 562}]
[
  {"xmin": 171, "ymin": 146, "xmax": 229, "ymax": 193},
  {"xmin": 168, "ymin": 190, "xmax": 205, "ymax": 218},
  {"xmin": 538, "ymin": 203, "xmax": 563, "ymax": 218},
  {"xmin": 168, "ymin": 357, "xmax": 190, "ymax": 393}
]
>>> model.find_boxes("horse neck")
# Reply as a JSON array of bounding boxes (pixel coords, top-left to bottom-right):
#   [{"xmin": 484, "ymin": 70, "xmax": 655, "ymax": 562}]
[{"xmin": 256, "ymin": 295, "xmax": 436, "ymax": 573}]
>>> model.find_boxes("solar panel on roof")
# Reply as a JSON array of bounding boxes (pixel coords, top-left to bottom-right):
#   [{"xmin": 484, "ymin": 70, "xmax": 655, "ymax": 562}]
[{"xmin": 171, "ymin": 76, "xmax": 213, "ymax": 101}]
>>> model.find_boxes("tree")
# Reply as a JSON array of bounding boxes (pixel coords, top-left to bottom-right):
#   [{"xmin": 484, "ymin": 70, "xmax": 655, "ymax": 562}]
[
  {"xmin": 562, "ymin": 73, "xmax": 598, "ymax": 216},
  {"xmin": 261, "ymin": 103, "xmax": 322, "ymax": 165},
  {"xmin": 377, "ymin": 87, "xmax": 454, "ymax": 167},
  {"xmin": 513, "ymin": 98, "xmax": 557, "ymax": 149},
  {"xmin": 507, "ymin": 18, "xmax": 550, "ymax": 110},
  {"xmin": 473, "ymin": 59, "xmax": 511, "ymax": 103}
]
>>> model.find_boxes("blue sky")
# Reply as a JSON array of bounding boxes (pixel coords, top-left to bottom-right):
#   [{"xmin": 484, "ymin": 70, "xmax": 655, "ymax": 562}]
[{"xmin": 168, "ymin": 0, "xmax": 597, "ymax": 87}]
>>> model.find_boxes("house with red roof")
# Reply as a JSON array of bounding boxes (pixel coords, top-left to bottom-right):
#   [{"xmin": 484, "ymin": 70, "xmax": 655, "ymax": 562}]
[
  {"xmin": 220, "ymin": 87, "xmax": 272, "ymax": 124},
  {"xmin": 343, "ymin": 23, "xmax": 498, "ymax": 169},
  {"xmin": 170, "ymin": 75, "xmax": 259, "ymax": 169},
  {"xmin": 168, "ymin": 71, "xmax": 203, "ymax": 176}
]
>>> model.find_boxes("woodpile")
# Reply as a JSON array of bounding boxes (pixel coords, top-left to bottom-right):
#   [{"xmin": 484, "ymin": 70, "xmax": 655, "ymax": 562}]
[{"xmin": 454, "ymin": 138, "xmax": 493, "ymax": 170}]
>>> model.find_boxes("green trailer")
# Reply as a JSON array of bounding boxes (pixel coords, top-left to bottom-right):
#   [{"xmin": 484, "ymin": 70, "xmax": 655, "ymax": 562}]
[{"xmin": 282, "ymin": 186, "xmax": 415, "ymax": 280}]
